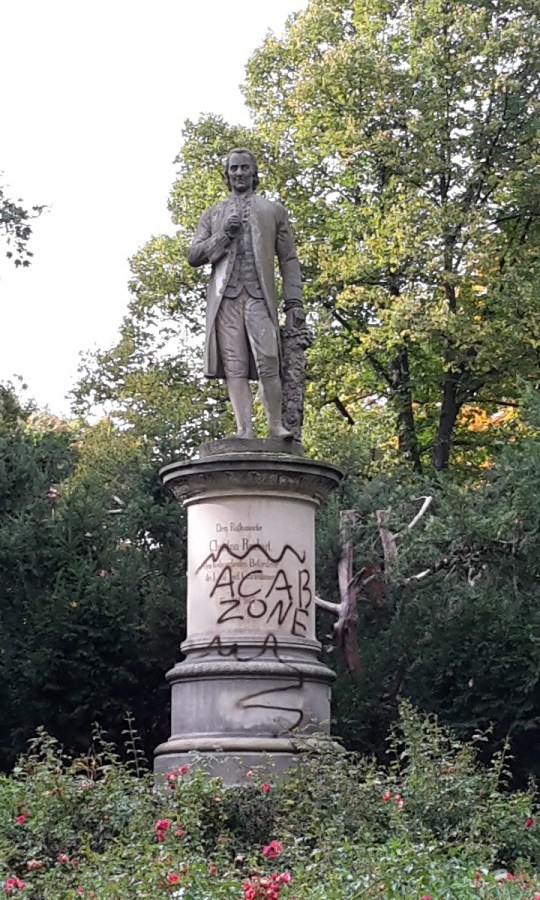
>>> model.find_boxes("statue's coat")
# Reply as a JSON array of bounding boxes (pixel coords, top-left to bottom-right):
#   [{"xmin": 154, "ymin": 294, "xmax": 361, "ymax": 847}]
[{"xmin": 188, "ymin": 194, "xmax": 302, "ymax": 379}]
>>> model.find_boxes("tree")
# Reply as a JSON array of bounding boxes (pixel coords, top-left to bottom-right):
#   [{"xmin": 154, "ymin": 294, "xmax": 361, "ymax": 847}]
[
  {"xmin": 243, "ymin": 0, "xmax": 539, "ymax": 471},
  {"xmin": 0, "ymin": 178, "xmax": 44, "ymax": 267},
  {"xmin": 315, "ymin": 390, "xmax": 540, "ymax": 779},
  {"xmin": 87, "ymin": 0, "xmax": 538, "ymax": 472},
  {"xmin": 0, "ymin": 385, "xmax": 186, "ymax": 769},
  {"xmin": 65, "ymin": 0, "xmax": 540, "ymax": 776},
  {"xmin": 74, "ymin": 327, "xmax": 229, "ymax": 463}
]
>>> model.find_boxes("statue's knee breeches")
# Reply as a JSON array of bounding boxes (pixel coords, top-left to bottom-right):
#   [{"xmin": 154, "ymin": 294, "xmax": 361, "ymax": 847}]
[{"xmin": 216, "ymin": 292, "xmax": 279, "ymax": 379}]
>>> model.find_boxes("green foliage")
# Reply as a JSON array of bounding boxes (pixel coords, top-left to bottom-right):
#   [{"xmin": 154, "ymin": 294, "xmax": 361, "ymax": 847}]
[
  {"xmin": 243, "ymin": 0, "xmax": 539, "ymax": 471},
  {"xmin": 75, "ymin": 0, "xmax": 539, "ymax": 471},
  {"xmin": 316, "ymin": 393, "xmax": 540, "ymax": 779},
  {"xmin": 73, "ymin": 326, "xmax": 229, "ymax": 463},
  {"xmin": 0, "ymin": 385, "xmax": 186, "ymax": 771},
  {"xmin": 1, "ymin": 705, "xmax": 539, "ymax": 898},
  {"xmin": 0, "ymin": 179, "xmax": 44, "ymax": 267},
  {"xmin": 4, "ymin": 0, "xmax": 540, "ymax": 836}
]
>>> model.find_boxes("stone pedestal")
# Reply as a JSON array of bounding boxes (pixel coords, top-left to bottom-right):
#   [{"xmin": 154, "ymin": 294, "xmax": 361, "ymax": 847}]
[{"xmin": 154, "ymin": 442, "xmax": 342, "ymax": 782}]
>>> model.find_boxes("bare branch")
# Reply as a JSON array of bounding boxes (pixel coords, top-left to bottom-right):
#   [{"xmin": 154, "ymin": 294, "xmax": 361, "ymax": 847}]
[
  {"xmin": 315, "ymin": 595, "xmax": 341, "ymax": 614},
  {"xmin": 468, "ymin": 564, "xmax": 487, "ymax": 587},
  {"xmin": 335, "ymin": 510, "xmax": 361, "ymax": 678},
  {"xmin": 406, "ymin": 495, "xmax": 433, "ymax": 530},
  {"xmin": 403, "ymin": 568, "xmax": 431, "ymax": 583},
  {"xmin": 333, "ymin": 396, "xmax": 355, "ymax": 425},
  {"xmin": 351, "ymin": 570, "xmax": 381, "ymax": 589},
  {"xmin": 376, "ymin": 509, "xmax": 398, "ymax": 570},
  {"xmin": 106, "ymin": 494, "xmax": 127, "ymax": 515}
]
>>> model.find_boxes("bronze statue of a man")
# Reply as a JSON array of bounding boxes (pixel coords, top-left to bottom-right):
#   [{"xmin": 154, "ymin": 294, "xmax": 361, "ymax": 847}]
[{"xmin": 187, "ymin": 148, "xmax": 305, "ymax": 440}]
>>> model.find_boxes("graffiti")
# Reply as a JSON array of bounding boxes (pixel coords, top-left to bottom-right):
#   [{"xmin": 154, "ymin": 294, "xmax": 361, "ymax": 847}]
[
  {"xmin": 167, "ymin": 502, "xmax": 334, "ymax": 751},
  {"xmin": 195, "ymin": 540, "xmax": 312, "ymax": 636},
  {"xmin": 198, "ymin": 633, "xmax": 305, "ymax": 729},
  {"xmin": 196, "ymin": 542, "xmax": 306, "ymax": 573},
  {"xmin": 215, "ymin": 578, "xmax": 311, "ymax": 636}
]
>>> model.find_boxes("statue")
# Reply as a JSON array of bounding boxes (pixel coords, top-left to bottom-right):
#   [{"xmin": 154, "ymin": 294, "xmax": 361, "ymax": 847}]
[{"xmin": 187, "ymin": 148, "xmax": 307, "ymax": 441}]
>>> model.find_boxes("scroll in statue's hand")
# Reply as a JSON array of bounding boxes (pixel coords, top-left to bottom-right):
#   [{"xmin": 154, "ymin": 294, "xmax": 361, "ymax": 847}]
[{"xmin": 224, "ymin": 214, "xmax": 242, "ymax": 239}]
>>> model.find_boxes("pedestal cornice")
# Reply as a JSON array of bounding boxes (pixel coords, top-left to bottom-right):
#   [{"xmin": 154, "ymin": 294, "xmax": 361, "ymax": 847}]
[{"xmin": 160, "ymin": 451, "xmax": 343, "ymax": 505}]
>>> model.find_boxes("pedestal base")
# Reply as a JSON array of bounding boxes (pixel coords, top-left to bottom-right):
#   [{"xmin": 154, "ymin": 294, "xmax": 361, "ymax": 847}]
[
  {"xmin": 155, "ymin": 448, "xmax": 342, "ymax": 784},
  {"xmin": 154, "ymin": 741, "xmax": 341, "ymax": 783}
]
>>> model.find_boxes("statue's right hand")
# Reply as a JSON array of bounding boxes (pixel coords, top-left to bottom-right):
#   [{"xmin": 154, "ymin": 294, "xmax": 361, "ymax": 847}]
[{"xmin": 224, "ymin": 214, "xmax": 242, "ymax": 238}]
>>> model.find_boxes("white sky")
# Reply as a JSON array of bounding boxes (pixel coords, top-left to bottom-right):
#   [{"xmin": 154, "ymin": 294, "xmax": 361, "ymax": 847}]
[{"xmin": 0, "ymin": 0, "xmax": 307, "ymax": 415}]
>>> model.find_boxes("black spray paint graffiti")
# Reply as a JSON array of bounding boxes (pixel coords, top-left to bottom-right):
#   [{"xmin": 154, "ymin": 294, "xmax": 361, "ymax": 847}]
[
  {"xmin": 198, "ymin": 633, "xmax": 305, "ymax": 730},
  {"xmin": 196, "ymin": 542, "xmax": 306, "ymax": 569},
  {"xmin": 196, "ymin": 543, "xmax": 313, "ymax": 636}
]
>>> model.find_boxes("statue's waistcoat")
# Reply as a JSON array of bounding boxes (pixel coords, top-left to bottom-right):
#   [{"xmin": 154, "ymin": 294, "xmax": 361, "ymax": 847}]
[{"xmin": 223, "ymin": 195, "xmax": 264, "ymax": 299}]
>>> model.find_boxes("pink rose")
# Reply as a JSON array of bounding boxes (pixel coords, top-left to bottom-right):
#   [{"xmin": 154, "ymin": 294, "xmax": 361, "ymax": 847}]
[{"xmin": 263, "ymin": 840, "xmax": 283, "ymax": 860}]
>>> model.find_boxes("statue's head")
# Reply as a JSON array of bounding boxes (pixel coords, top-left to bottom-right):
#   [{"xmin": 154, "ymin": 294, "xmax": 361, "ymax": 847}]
[{"xmin": 224, "ymin": 148, "xmax": 259, "ymax": 192}]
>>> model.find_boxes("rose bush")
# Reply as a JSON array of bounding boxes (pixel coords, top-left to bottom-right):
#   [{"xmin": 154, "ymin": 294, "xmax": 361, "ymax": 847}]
[{"xmin": 0, "ymin": 706, "xmax": 538, "ymax": 898}]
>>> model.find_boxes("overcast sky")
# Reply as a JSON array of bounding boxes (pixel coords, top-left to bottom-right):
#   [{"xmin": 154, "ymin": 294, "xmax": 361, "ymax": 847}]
[{"xmin": 0, "ymin": 0, "xmax": 307, "ymax": 415}]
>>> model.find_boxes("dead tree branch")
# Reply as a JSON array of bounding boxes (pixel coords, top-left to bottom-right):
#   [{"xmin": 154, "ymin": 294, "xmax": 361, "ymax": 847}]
[
  {"xmin": 335, "ymin": 510, "xmax": 361, "ymax": 678},
  {"xmin": 315, "ymin": 595, "xmax": 341, "ymax": 613},
  {"xmin": 376, "ymin": 509, "xmax": 398, "ymax": 572},
  {"xmin": 406, "ymin": 495, "xmax": 433, "ymax": 531},
  {"xmin": 314, "ymin": 509, "xmax": 362, "ymax": 678}
]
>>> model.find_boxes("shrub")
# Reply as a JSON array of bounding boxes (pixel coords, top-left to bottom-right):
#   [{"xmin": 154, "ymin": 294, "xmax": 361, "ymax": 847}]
[{"xmin": 0, "ymin": 705, "xmax": 538, "ymax": 898}]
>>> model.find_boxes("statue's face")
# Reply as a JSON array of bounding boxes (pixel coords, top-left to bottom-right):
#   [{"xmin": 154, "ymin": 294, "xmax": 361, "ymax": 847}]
[{"xmin": 227, "ymin": 152, "xmax": 255, "ymax": 194}]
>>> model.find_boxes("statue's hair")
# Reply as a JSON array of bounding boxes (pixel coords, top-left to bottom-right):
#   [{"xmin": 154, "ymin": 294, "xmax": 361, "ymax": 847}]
[{"xmin": 223, "ymin": 148, "xmax": 260, "ymax": 191}]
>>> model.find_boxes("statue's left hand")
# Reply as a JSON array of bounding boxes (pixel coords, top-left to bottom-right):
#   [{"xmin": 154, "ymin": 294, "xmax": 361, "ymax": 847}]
[{"xmin": 286, "ymin": 307, "xmax": 306, "ymax": 330}]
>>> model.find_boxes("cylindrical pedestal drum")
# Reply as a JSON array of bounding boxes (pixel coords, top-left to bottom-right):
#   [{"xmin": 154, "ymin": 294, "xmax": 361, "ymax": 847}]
[{"xmin": 154, "ymin": 445, "xmax": 342, "ymax": 783}]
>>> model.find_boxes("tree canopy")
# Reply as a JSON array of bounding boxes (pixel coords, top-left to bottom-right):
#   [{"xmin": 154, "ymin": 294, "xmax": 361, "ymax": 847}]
[
  {"xmin": 78, "ymin": 0, "xmax": 539, "ymax": 473},
  {"xmin": 0, "ymin": 385, "xmax": 186, "ymax": 769},
  {"xmin": 244, "ymin": 0, "xmax": 539, "ymax": 471}
]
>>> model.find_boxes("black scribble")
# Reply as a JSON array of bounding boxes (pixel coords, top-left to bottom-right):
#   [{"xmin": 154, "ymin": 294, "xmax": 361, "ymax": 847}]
[
  {"xmin": 196, "ymin": 542, "xmax": 306, "ymax": 574},
  {"xmin": 197, "ymin": 633, "xmax": 305, "ymax": 730}
]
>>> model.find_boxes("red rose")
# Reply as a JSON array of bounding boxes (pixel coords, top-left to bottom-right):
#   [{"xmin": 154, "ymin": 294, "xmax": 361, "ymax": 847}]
[{"xmin": 263, "ymin": 840, "xmax": 283, "ymax": 860}]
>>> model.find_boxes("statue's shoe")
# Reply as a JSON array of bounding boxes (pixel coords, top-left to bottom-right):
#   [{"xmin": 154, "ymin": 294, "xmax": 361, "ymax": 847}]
[
  {"xmin": 235, "ymin": 429, "xmax": 254, "ymax": 439},
  {"xmin": 269, "ymin": 426, "xmax": 294, "ymax": 441}
]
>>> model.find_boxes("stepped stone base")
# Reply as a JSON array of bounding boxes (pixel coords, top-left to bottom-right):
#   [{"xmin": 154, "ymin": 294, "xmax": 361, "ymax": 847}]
[{"xmin": 154, "ymin": 446, "xmax": 342, "ymax": 784}]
